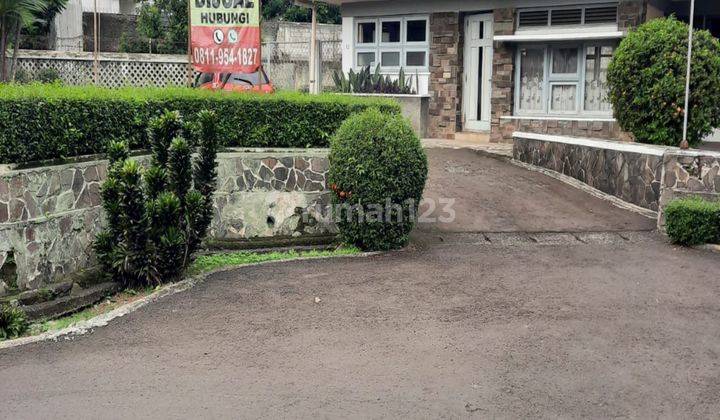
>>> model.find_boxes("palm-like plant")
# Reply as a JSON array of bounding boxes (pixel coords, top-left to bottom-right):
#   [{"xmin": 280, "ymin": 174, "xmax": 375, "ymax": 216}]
[{"xmin": 0, "ymin": 0, "xmax": 47, "ymax": 81}]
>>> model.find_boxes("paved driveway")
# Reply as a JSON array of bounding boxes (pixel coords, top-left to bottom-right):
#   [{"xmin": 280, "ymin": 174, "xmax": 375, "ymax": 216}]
[{"xmin": 0, "ymin": 148, "xmax": 717, "ymax": 418}]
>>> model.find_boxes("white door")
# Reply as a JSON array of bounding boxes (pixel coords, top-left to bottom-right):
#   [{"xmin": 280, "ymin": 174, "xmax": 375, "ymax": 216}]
[{"xmin": 463, "ymin": 14, "xmax": 494, "ymax": 132}]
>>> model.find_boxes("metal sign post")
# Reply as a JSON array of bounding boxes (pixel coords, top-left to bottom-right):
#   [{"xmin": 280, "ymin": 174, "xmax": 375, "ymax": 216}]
[{"xmin": 681, "ymin": 0, "xmax": 696, "ymax": 150}]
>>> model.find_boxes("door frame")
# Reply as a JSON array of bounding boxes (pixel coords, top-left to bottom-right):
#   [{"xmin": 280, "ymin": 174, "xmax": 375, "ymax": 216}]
[{"xmin": 462, "ymin": 13, "xmax": 494, "ymax": 132}]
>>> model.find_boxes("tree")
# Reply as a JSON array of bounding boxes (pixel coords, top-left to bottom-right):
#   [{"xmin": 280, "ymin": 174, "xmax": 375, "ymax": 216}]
[
  {"xmin": 262, "ymin": 0, "xmax": 340, "ymax": 24},
  {"xmin": 607, "ymin": 17, "xmax": 720, "ymax": 146},
  {"xmin": 0, "ymin": 0, "xmax": 47, "ymax": 81},
  {"xmin": 137, "ymin": 3, "xmax": 162, "ymax": 53}
]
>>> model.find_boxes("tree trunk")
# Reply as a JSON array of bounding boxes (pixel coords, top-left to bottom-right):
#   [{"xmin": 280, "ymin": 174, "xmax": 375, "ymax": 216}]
[
  {"xmin": 1, "ymin": 18, "xmax": 8, "ymax": 82},
  {"xmin": 10, "ymin": 19, "xmax": 21, "ymax": 81}
]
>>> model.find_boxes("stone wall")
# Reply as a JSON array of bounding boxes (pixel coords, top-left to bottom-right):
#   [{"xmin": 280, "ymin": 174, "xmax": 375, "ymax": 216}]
[
  {"xmin": 504, "ymin": 118, "xmax": 629, "ymax": 142},
  {"xmin": 428, "ymin": 12, "xmax": 462, "ymax": 139},
  {"xmin": 513, "ymin": 133, "xmax": 665, "ymax": 211},
  {"xmin": 659, "ymin": 150, "xmax": 720, "ymax": 226},
  {"xmin": 0, "ymin": 149, "xmax": 332, "ymax": 292},
  {"xmin": 490, "ymin": 8, "xmax": 516, "ymax": 143},
  {"xmin": 514, "ymin": 132, "xmax": 720, "ymax": 226}
]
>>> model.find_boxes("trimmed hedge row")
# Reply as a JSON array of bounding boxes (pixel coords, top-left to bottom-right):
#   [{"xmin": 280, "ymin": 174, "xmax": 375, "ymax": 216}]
[
  {"xmin": 0, "ymin": 84, "xmax": 400, "ymax": 164},
  {"xmin": 665, "ymin": 197, "xmax": 720, "ymax": 246}
]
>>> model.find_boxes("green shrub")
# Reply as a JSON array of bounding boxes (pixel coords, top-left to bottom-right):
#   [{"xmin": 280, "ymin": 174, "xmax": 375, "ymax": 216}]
[
  {"xmin": 665, "ymin": 197, "xmax": 720, "ymax": 246},
  {"xmin": 94, "ymin": 110, "xmax": 220, "ymax": 287},
  {"xmin": 35, "ymin": 68, "xmax": 61, "ymax": 84},
  {"xmin": 328, "ymin": 109, "xmax": 427, "ymax": 251},
  {"xmin": 0, "ymin": 304, "xmax": 28, "ymax": 340},
  {"xmin": 0, "ymin": 84, "xmax": 400, "ymax": 164},
  {"xmin": 608, "ymin": 17, "xmax": 720, "ymax": 147}
]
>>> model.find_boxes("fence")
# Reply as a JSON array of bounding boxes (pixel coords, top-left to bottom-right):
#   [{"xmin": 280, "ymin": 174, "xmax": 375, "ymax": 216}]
[{"xmin": 11, "ymin": 40, "xmax": 342, "ymax": 91}]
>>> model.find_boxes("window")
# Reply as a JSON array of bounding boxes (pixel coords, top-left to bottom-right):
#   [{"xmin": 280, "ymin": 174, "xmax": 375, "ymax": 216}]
[
  {"xmin": 517, "ymin": 4, "xmax": 618, "ymax": 30},
  {"xmin": 381, "ymin": 21, "xmax": 401, "ymax": 43},
  {"xmin": 357, "ymin": 21, "xmax": 376, "ymax": 44},
  {"xmin": 515, "ymin": 43, "xmax": 616, "ymax": 116},
  {"xmin": 354, "ymin": 16, "xmax": 429, "ymax": 70}
]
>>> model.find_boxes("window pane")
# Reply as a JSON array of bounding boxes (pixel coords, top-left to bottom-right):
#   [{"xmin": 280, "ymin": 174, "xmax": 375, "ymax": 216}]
[
  {"xmin": 357, "ymin": 52, "xmax": 375, "ymax": 67},
  {"xmin": 381, "ymin": 21, "xmax": 401, "ymax": 43},
  {"xmin": 519, "ymin": 49, "xmax": 545, "ymax": 111},
  {"xmin": 552, "ymin": 47, "xmax": 578, "ymax": 74},
  {"xmin": 406, "ymin": 51, "xmax": 426, "ymax": 66},
  {"xmin": 381, "ymin": 51, "xmax": 400, "ymax": 67},
  {"xmin": 551, "ymin": 84, "xmax": 577, "ymax": 111},
  {"xmin": 584, "ymin": 45, "xmax": 614, "ymax": 112},
  {"xmin": 357, "ymin": 22, "xmax": 375, "ymax": 44},
  {"xmin": 407, "ymin": 20, "xmax": 427, "ymax": 42}
]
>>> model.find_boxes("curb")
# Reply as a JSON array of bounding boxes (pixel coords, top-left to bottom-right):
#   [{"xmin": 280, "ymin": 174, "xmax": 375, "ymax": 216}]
[
  {"xmin": 693, "ymin": 243, "xmax": 720, "ymax": 254},
  {"xmin": 0, "ymin": 252, "xmax": 377, "ymax": 351}
]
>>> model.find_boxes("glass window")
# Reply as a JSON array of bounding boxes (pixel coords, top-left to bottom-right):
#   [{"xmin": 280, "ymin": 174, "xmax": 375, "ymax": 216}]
[
  {"xmin": 406, "ymin": 20, "xmax": 427, "ymax": 42},
  {"xmin": 518, "ymin": 48, "xmax": 545, "ymax": 111},
  {"xmin": 406, "ymin": 51, "xmax": 426, "ymax": 67},
  {"xmin": 584, "ymin": 45, "xmax": 614, "ymax": 112},
  {"xmin": 381, "ymin": 51, "xmax": 400, "ymax": 67},
  {"xmin": 551, "ymin": 47, "xmax": 578, "ymax": 74},
  {"xmin": 357, "ymin": 22, "xmax": 376, "ymax": 44},
  {"xmin": 357, "ymin": 52, "xmax": 375, "ymax": 67},
  {"xmin": 381, "ymin": 21, "xmax": 401, "ymax": 43},
  {"xmin": 551, "ymin": 84, "xmax": 578, "ymax": 112}
]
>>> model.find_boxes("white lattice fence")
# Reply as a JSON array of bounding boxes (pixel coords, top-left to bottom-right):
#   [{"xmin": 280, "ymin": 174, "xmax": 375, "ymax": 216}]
[{"xmin": 13, "ymin": 42, "xmax": 341, "ymax": 90}]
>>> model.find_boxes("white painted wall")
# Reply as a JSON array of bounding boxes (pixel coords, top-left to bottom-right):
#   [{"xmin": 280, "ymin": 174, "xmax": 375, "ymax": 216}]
[{"xmin": 341, "ymin": 0, "xmax": 617, "ymax": 17}]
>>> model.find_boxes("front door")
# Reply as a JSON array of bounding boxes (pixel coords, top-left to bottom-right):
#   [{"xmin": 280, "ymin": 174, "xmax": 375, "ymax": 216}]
[{"xmin": 463, "ymin": 14, "xmax": 494, "ymax": 132}]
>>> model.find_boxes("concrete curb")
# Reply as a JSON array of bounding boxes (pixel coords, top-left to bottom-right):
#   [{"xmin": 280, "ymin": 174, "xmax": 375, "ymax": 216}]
[
  {"xmin": 693, "ymin": 244, "xmax": 720, "ymax": 254},
  {"xmin": 0, "ymin": 252, "xmax": 377, "ymax": 351}
]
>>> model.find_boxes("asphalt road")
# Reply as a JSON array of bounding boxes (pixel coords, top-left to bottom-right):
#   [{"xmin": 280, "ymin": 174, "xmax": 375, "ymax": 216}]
[{"xmin": 0, "ymin": 149, "xmax": 717, "ymax": 419}]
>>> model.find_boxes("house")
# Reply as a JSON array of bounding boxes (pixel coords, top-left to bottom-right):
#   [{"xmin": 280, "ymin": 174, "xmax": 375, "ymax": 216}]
[{"xmin": 325, "ymin": 0, "xmax": 719, "ymax": 141}]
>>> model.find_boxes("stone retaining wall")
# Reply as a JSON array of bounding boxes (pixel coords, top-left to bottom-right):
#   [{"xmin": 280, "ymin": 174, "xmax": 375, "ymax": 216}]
[
  {"xmin": 0, "ymin": 149, "xmax": 332, "ymax": 293},
  {"xmin": 513, "ymin": 132, "xmax": 720, "ymax": 224}
]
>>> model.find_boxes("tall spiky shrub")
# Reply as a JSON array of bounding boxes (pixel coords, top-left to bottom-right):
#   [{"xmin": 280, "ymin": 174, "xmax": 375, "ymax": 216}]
[{"xmin": 94, "ymin": 110, "xmax": 220, "ymax": 287}]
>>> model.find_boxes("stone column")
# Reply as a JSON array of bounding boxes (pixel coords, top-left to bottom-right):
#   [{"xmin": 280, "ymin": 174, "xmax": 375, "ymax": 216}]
[
  {"xmin": 490, "ymin": 8, "xmax": 516, "ymax": 143},
  {"xmin": 428, "ymin": 12, "xmax": 461, "ymax": 139},
  {"xmin": 618, "ymin": 0, "xmax": 648, "ymax": 30}
]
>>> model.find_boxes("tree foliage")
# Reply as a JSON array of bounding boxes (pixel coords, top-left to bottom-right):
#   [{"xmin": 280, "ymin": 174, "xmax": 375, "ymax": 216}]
[
  {"xmin": 607, "ymin": 17, "xmax": 720, "ymax": 146},
  {"xmin": 262, "ymin": 0, "xmax": 340, "ymax": 24}
]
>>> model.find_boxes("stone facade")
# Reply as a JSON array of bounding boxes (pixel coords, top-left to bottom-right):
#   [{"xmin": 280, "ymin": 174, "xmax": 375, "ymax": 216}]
[
  {"xmin": 505, "ymin": 118, "xmax": 629, "ymax": 142},
  {"xmin": 0, "ymin": 149, "xmax": 333, "ymax": 292},
  {"xmin": 659, "ymin": 151, "xmax": 720, "ymax": 227},
  {"xmin": 428, "ymin": 12, "xmax": 462, "ymax": 139},
  {"xmin": 490, "ymin": 8, "xmax": 516, "ymax": 143},
  {"xmin": 514, "ymin": 135, "xmax": 663, "ymax": 210},
  {"xmin": 617, "ymin": 0, "xmax": 647, "ymax": 30}
]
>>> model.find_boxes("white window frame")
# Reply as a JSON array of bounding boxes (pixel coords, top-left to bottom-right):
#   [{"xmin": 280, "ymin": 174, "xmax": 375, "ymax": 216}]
[
  {"xmin": 514, "ymin": 41, "xmax": 616, "ymax": 118},
  {"xmin": 353, "ymin": 15, "xmax": 429, "ymax": 71}
]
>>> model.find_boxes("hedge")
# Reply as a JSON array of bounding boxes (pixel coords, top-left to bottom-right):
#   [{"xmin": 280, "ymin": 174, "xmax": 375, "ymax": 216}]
[
  {"xmin": 665, "ymin": 197, "xmax": 720, "ymax": 246},
  {"xmin": 0, "ymin": 84, "xmax": 400, "ymax": 164}
]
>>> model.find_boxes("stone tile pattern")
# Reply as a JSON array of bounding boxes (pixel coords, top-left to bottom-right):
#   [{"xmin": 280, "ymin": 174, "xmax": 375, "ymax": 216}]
[
  {"xmin": 514, "ymin": 137, "xmax": 663, "ymax": 211},
  {"xmin": 490, "ymin": 8, "xmax": 516, "ymax": 144},
  {"xmin": 211, "ymin": 153, "xmax": 334, "ymax": 240},
  {"xmin": 428, "ymin": 12, "xmax": 461, "ymax": 139},
  {"xmin": 659, "ymin": 152, "xmax": 720, "ymax": 227},
  {"xmin": 509, "ymin": 119, "xmax": 629, "ymax": 142},
  {"xmin": 618, "ymin": 0, "xmax": 646, "ymax": 30},
  {"xmin": 0, "ymin": 151, "xmax": 332, "ymax": 292}
]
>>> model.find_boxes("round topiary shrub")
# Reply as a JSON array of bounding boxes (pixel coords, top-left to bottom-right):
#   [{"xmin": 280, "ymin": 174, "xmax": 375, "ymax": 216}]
[
  {"xmin": 328, "ymin": 109, "xmax": 428, "ymax": 251},
  {"xmin": 607, "ymin": 17, "xmax": 720, "ymax": 147}
]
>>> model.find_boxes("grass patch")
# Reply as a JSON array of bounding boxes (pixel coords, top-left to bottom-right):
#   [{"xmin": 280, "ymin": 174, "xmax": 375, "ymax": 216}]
[
  {"xmin": 28, "ymin": 287, "xmax": 155, "ymax": 336},
  {"xmin": 19, "ymin": 247, "xmax": 359, "ymax": 338},
  {"xmin": 188, "ymin": 246, "xmax": 361, "ymax": 275}
]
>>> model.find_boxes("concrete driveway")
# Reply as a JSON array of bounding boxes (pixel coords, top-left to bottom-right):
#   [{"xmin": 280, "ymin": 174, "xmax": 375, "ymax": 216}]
[{"xmin": 0, "ymin": 148, "xmax": 717, "ymax": 418}]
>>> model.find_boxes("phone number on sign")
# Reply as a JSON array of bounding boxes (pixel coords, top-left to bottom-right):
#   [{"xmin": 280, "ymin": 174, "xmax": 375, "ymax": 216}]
[{"xmin": 193, "ymin": 47, "xmax": 259, "ymax": 67}]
